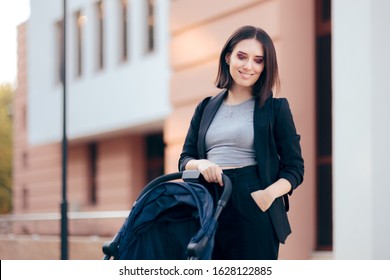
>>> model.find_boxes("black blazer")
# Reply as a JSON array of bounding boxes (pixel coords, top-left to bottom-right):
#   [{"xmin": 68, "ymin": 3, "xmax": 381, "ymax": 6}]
[{"xmin": 178, "ymin": 90, "xmax": 304, "ymax": 243}]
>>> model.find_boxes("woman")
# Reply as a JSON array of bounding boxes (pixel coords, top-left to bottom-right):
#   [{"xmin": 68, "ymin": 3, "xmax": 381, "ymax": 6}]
[{"xmin": 178, "ymin": 26, "xmax": 304, "ymax": 260}]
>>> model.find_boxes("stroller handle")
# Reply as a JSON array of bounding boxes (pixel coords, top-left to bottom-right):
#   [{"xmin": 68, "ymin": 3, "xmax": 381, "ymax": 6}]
[{"xmin": 139, "ymin": 170, "xmax": 232, "ymax": 206}]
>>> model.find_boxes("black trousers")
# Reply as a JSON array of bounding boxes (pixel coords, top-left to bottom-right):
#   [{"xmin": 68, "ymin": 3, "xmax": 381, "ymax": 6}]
[{"xmin": 211, "ymin": 165, "xmax": 279, "ymax": 260}]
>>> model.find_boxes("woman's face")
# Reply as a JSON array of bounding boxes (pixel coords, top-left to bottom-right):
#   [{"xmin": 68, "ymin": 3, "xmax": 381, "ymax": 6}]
[{"xmin": 226, "ymin": 38, "xmax": 265, "ymax": 90}]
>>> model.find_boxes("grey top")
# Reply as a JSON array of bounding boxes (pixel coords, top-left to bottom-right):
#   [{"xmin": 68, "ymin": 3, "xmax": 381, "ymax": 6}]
[{"xmin": 205, "ymin": 97, "xmax": 257, "ymax": 167}]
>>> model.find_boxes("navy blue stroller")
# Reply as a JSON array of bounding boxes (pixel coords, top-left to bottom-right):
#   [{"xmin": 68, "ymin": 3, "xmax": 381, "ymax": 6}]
[{"xmin": 102, "ymin": 170, "xmax": 232, "ymax": 260}]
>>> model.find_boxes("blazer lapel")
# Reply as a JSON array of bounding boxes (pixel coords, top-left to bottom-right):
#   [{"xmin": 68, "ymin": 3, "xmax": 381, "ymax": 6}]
[
  {"xmin": 254, "ymin": 97, "xmax": 272, "ymax": 184},
  {"xmin": 197, "ymin": 90, "xmax": 227, "ymax": 159}
]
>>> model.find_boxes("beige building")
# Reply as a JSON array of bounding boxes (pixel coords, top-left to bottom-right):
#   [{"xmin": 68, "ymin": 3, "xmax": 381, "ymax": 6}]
[{"xmin": 6, "ymin": 0, "xmax": 390, "ymax": 260}]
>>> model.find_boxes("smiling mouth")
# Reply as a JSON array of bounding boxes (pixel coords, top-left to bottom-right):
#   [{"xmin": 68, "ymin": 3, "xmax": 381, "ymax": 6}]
[{"xmin": 238, "ymin": 71, "xmax": 253, "ymax": 78}]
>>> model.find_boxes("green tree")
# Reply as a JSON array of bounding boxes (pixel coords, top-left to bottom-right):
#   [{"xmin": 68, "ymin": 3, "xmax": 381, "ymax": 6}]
[{"xmin": 0, "ymin": 83, "xmax": 13, "ymax": 214}]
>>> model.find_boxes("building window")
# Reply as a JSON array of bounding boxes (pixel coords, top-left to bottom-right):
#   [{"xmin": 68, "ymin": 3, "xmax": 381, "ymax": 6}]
[
  {"xmin": 316, "ymin": 0, "xmax": 331, "ymax": 36},
  {"xmin": 22, "ymin": 105, "xmax": 27, "ymax": 130},
  {"xmin": 316, "ymin": 0, "xmax": 332, "ymax": 251},
  {"xmin": 120, "ymin": 0, "xmax": 128, "ymax": 62},
  {"xmin": 145, "ymin": 0, "xmax": 155, "ymax": 53},
  {"xmin": 146, "ymin": 133, "xmax": 164, "ymax": 183},
  {"xmin": 321, "ymin": 0, "xmax": 331, "ymax": 22},
  {"xmin": 22, "ymin": 151, "xmax": 28, "ymax": 169},
  {"xmin": 96, "ymin": 1, "xmax": 105, "ymax": 70},
  {"xmin": 74, "ymin": 10, "xmax": 85, "ymax": 78},
  {"xmin": 88, "ymin": 143, "xmax": 98, "ymax": 205},
  {"xmin": 22, "ymin": 186, "xmax": 29, "ymax": 210},
  {"xmin": 55, "ymin": 19, "xmax": 64, "ymax": 84}
]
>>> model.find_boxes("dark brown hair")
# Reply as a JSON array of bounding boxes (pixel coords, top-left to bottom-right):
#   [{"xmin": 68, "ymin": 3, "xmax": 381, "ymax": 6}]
[{"xmin": 215, "ymin": 26, "xmax": 280, "ymax": 106}]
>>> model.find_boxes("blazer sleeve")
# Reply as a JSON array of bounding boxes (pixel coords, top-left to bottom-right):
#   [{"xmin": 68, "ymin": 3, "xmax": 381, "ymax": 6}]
[
  {"xmin": 273, "ymin": 98, "xmax": 304, "ymax": 193},
  {"xmin": 178, "ymin": 97, "xmax": 211, "ymax": 171}
]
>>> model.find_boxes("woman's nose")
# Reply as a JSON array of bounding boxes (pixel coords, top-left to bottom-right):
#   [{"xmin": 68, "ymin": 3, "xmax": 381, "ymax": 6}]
[{"xmin": 243, "ymin": 60, "xmax": 253, "ymax": 70}]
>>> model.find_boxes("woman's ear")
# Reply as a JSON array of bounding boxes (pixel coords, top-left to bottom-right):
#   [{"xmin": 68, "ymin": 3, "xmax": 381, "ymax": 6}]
[{"xmin": 225, "ymin": 53, "xmax": 231, "ymax": 65}]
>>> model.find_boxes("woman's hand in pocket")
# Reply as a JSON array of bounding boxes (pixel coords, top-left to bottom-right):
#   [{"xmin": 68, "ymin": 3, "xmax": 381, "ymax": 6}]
[{"xmin": 251, "ymin": 189, "xmax": 275, "ymax": 212}]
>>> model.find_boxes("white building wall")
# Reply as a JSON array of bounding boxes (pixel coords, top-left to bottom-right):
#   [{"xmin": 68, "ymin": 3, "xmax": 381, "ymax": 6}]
[
  {"xmin": 28, "ymin": 0, "xmax": 171, "ymax": 145},
  {"xmin": 333, "ymin": 0, "xmax": 390, "ymax": 259}
]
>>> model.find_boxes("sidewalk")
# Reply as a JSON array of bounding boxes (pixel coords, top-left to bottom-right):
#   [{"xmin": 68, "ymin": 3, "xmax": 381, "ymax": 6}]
[{"xmin": 0, "ymin": 234, "xmax": 106, "ymax": 260}]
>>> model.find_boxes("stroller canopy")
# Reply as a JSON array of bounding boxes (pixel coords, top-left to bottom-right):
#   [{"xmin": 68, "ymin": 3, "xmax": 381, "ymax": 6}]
[{"xmin": 113, "ymin": 181, "xmax": 217, "ymax": 260}]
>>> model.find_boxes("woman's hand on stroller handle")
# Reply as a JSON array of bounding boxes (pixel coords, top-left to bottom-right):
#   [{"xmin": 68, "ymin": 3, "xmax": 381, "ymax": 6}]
[{"xmin": 186, "ymin": 159, "xmax": 224, "ymax": 186}]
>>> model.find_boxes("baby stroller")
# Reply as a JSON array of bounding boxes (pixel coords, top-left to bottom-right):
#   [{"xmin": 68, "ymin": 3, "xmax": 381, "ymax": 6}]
[{"xmin": 102, "ymin": 170, "xmax": 232, "ymax": 260}]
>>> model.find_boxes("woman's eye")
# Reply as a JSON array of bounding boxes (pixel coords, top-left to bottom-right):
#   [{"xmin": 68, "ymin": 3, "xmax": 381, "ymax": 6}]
[
  {"xmin": 255, "ymin": 58, "xmax": 264, "ymax": 64},
  {"xmin": 237, "ymin": 54, "xmax": 246, "ymax": 60}
]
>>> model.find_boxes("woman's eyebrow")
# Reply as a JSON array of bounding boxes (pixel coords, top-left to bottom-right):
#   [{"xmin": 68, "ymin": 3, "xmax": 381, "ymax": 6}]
[{"xmin": 237, "ymin": 51, "xmax": 264, "ymax": 58}]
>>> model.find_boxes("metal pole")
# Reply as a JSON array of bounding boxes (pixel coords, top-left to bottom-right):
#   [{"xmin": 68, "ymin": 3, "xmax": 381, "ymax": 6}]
[{"xmin": 61, "ymin": 0, "xmax": 68, "ymax": 260}]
